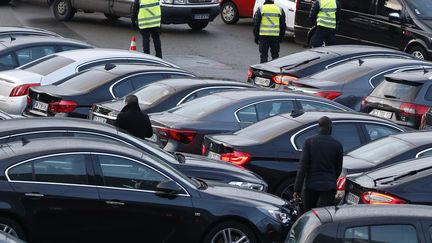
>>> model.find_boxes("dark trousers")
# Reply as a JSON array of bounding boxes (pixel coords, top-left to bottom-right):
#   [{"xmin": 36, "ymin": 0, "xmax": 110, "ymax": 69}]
[
  {"xmin": 311, "ymin": 26, "xmax": 336, "ymax": 48},
  {"xmin": 302, "ymin": 188, "xmax": 336, "ymax": 212},
  {"xmin": 259, "ymin": 36, "xmax": 280, "ymax": 63},
  {"xmin": 139, "ymin": 27, "xmax": 162, "ymax": 58}
]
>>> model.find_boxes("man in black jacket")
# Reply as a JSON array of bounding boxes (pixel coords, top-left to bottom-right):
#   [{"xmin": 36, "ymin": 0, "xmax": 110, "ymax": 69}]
[
  {"xmin": 293, "ymin": 116, "xmax": 343, "ymax": 211},
  {"xmin": 115, "ymin": 95, "xmax": 153, "ymax": 139}
]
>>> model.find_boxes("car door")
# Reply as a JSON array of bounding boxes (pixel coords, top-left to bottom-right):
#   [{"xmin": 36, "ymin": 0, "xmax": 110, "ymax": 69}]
[
  {"xmin": 6, "ymin": 153, "xmax": 100, "ymax": 242},
  {"xmin": 92, "ymin": 153, "xmax": 194, "ymax": 242},
  {"xmin": 370, "ymin": 0, "xmax": 405, "ymax": 49}
]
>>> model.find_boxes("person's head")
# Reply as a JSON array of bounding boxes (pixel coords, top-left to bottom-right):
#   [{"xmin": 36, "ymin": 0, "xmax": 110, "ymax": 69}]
[
  {"xmin": 318, "ymin": 116, "xmax": 332, "ymax": 133},
  {"xmin": 125, "ymin": 94, "xmax": 139, "ymax": 106}
]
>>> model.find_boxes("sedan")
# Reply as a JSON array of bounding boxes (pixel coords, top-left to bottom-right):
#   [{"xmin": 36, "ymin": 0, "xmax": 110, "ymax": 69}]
[
  {"xmin": 0, "ymin": 48, "xmax": 177, "ymax": 116},
  {"xmin": 0, "ymin": 26, "xmax": 61, "ymax": 39},
  {"xmin": 23, "ymin": 64, "xmax": 194, "ymax": 118},
  {"xmin": 248, "ymin": 45, "xmax": 413, "ymax": 88},
  {"xmin": 0, "ymin": 137, "xmax": 292, "ymax": 242},
  {"xmin": 149, "ymin": 90, "xmax": 351, "ymax": 154},
  {"xmin": 203, "ymin": 111, "xmax": 405, "ymax": 199},
  {"xmin": 89, "ymin": 78, "xmax": 254, "ymax": 125}
]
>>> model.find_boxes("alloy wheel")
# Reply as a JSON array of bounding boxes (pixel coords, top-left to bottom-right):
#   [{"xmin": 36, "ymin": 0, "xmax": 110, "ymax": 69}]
[
  {"xmin": 0, "ymin": 223, "xmax": 18, "ymax": 238},
  {"xmin": 211, "ymin": 228, "xmax": 250, "ymax": 243},
  {"xmin": 222, "ymin": 5, "xmax": 235, "ymax": 22},
  {"xmin": 57, "ymin": 0, "xmax": 66, "ymax": 15},
  {"xmin": 412, "ymin": 51, "xmax": 425, "ymax": 60}
]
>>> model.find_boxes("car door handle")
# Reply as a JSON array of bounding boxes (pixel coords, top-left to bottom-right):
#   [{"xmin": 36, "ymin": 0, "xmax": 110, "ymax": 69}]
[
  {"xmin": 105, "ymin": 200, "xmax": 125, "ymax": 206},
  {"xmin": 24, "ymin": 192, "xmax": 44, "ymax": 198}
]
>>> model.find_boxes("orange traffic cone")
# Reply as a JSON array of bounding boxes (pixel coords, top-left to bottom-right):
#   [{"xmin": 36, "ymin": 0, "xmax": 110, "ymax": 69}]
[{"xmin": 130, "ymin": 36, "xmax": 137, "ymax": 51}]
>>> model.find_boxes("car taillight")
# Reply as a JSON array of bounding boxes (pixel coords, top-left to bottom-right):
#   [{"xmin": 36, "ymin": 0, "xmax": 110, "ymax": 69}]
[
  {"xmin": 201, "ymin": 144, "xmax": 206, "ymax": 155},
  {"xmin": 272, "ymin": 75, "xmax": 298, "ymax": 85},
  {"xmin": 361, "ymin": 191, "xmax": 407, "ymax": 205},
  {"xmin": 247, "ymin": 68, "xmax": 253, "ymax": 79},
  {"xmin": 157, "ymin": 128, "xmax": 196, "ymax": 144},
  {"xmin": 315, "ymin": 91, "xmax": 341, "ymax": 100},
  {"xmin": 336, "ymin": 176, "xmax": 346, "ymax": 191},
  {"xmin": 48, "ymin": 100, "xmax": 77, "ymax": 113},
  {"xmin": 9, "ymin": 83, "xmax": 40, "ymax": 97},
  {"xmin": 400, "ymin": 102, "xmax": 429, "ymax": 117},
  {"xmin": 220, "ymin": 151, "xmax": 251, "ymax": 166}
]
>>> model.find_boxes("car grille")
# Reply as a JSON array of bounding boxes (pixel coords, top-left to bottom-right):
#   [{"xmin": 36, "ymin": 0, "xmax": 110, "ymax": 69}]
[{"xmin": 189, "ymin": 0, "xmax": 212, "ymax": 4}]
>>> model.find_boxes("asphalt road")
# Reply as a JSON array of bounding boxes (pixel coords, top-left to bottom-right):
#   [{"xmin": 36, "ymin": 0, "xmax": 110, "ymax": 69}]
[{"xmin": 0, "ymin": 0, "xmax": 305, "ymax": 80}]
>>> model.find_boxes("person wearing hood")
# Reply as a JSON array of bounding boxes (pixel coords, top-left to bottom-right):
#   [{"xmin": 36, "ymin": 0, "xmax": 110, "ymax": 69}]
[{"xmin": 115, "ymin": 94, "xmax": 153, "ymax": 139}]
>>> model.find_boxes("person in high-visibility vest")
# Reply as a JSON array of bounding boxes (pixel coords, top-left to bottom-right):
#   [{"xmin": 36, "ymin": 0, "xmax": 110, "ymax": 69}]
[
  {"xmin": 137, "ymin": 0, "xmax": 162, "ymax": 58},
  {"xmin": 309, "ymin": 0, "xmax": 340, "ymax": 48},
  {"xmin": 253, "ymin": 0, "xmax": 286, "ymax": 63}
]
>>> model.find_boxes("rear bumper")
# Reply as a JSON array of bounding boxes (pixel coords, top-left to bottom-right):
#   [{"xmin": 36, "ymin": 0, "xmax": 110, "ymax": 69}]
[
  {"xmin": 0, "ymin": 96, "xmax": 27, "ymax": 116},
  {"xmin": 161, "ymin": 4, "xmax": 220, "ymax": 24}
]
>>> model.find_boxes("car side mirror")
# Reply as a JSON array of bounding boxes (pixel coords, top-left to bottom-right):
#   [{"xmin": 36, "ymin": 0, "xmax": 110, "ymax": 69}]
[
  {"xmin": 389, "ymin": 12, "xmax": 402, "ymax": 22},
  {"xmin": 156, "ymin": 180, "xmax": 184, "ymax": 198}
]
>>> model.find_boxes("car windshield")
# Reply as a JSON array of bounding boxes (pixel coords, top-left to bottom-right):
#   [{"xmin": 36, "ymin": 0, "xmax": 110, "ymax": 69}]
[
  {"xmin": 348, "ymin": 136, "xmax": 414, "ymax": 164},
  {"xmin": 20, "ymin": 55, "xmax": 75, "ymax": 75},
  {"xmin": 407, "ymin": 0, "xmax": 432, "ymax": 19},
  {"xmin": 371, "ymin": 79, "xmax": 423, "ymax": 102},
  {"xmin": 168, "ymin": 94, "xmax": 231, "ymax": 119},
  {"xmin": 133, "ymin": 84, "xmax": 172, "ymax": 106},
  {"xmin": 53, "ymin": 69, "xmax": 117, "ymax": 92},
  {"xmin": 309, "ymin": 60, "xmax": 373, "ymax": 83},
  {"xmin": 368, "ymin": 156, "xmax": 432, "ymax": 182}
]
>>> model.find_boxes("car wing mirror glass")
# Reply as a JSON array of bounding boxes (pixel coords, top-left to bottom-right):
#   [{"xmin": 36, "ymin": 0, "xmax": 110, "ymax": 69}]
[
  {"xmin": 389, "ymin": 12, "xmax": 402, "ymax": 22},
  {"xmin": 156, "ymin": 180, "xmax": 183, "ymax": 198}
]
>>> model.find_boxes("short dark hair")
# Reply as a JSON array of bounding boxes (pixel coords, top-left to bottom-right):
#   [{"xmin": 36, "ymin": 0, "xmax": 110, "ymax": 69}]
[
  {"xmin": 318, "ymin": 116, "xmax": 332, "ymax": 130},
  {"xmin": 125, "ymin": 95, "xmax": 138, "ymax": 105}
]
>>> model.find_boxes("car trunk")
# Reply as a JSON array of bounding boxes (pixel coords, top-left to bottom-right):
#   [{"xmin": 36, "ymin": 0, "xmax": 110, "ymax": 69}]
[{"xmin": 89, "ymin": 100, "xmax": 124, "ymax": 125}]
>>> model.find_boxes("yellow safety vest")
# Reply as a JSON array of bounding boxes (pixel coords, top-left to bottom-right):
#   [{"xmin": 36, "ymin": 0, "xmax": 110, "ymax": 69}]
[
  {"xmin": 259, "ymin": 4, "xmax": 281, "ymax": 37},
  {"xmin": 138, "ymin": 0, "xmax": 161, "ymax": 29},
  {"xmin": 317, "ymin": 0, "xmax": 337, "ymax": 29}
]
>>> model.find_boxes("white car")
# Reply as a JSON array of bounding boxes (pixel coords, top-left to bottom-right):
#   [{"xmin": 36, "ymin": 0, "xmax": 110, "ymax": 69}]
[
  {"xmin": 253, "ymin": 0, "xmax": 296, "ymax": 34},
  {"xmin": 0, "ymin": 48, "xmax": 177, "ymax": 116}
]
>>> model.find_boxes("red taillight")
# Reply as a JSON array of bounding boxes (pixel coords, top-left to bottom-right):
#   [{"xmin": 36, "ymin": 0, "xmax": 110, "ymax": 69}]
[
  {"xmin": 315, "ymin": 91, "xmax": 341, "ymax": 100},
  {"xmin": 201, "ymin": 144, "xmax": 206, "ymax": 155},
  {"xmin": 220, "ymin": 151, "xmax": 251, "ymax": 166},
  {"xmin": 247, "ymin": 68, "xmax": 253, "ymax": 79},
  {"xmin": 336, "ymin": 176, "xmax": 346, "ymax": 191},
  {"xmin": 157, "ymin": 128, "xmax": 196, "ymax": 144},
  {"xmin": 48, "ymin": 100, "xmax": 77, "ymax": 113},
  {"xmin": 361, "ymin": 191, "xmax": 407, "ymax": 205},
  {"xmin": 9, "ymin": 83, "xmax": 40, "ymax": 97},
  {"xmin": 400, "ymin": 102, "xmax": 429, "ymax": 117},
  {"xmin": 272, "ymin": 75, "xmax": 298, "ymax": 85}
]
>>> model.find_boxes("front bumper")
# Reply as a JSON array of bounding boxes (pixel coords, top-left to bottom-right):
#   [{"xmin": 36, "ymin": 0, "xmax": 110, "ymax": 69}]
[{"xmin": 161, "ymin": 4, "xmax": 220, "ymax": 24}]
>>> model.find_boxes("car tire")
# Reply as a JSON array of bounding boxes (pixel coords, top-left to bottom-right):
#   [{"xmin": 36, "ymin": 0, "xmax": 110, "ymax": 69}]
[
  {"xmin": 203, "ymin": 221, "xmax": 257, "ymax": 243},
  {"xmin": 104, "ymin": 13, "xmax": 120, "ymax": 21},
  {"xmin": 275, "ymin": 177, "xmax": 296, "ymax": 201},
  {"xmin": 188, "ymin": 22, "xmax": 209, "ymax": 31},
  {"xmin": 221, "ymin": 1, "xmax": 239, "ymax": 24},
  {"xmin": 52, "ymin": 0, "xmax": 75, "ymax": 21},
  {"xmin": 408, "ymin": 45, "xmax": 428, "ymax": 60},
  {"xmin": 0, "ymin": 217, "xmax": 26, "ymax": 240}
]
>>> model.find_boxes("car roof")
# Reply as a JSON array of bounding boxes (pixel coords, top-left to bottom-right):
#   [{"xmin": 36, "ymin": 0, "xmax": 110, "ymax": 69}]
[
  {"xmin": 388, "ymin": 131, "xmax": 432, "ymax": 146},
  {"xmin": 154, "ymin": 78, "xmax": 253, "ymax": 89},
  {"xmin": 0, "ymin": 36, "xmax": 89, "ymax": 48},
  {"xmin": 279, "ymin": 111, "xmax": 398, "ymax": 125},
  {"xmin": 89, "ymin": 63, "xmax": 190, "ymax": 76},
  {"xmin": 213, "ymin": 89, "xmax": 319, "ymax": 100},
  {"xmin": 385, "ymin": 70, "xmax": 432, "ymax": 83},
  {"xmin": 55, "ymin": 48, "xmax": 166, "ymax": 62}
]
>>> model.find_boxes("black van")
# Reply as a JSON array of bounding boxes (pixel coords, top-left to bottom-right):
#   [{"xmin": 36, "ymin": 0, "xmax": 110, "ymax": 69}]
[{"xmin": 294, "ymin": 0, "xmax": 432, "ymax": 60}]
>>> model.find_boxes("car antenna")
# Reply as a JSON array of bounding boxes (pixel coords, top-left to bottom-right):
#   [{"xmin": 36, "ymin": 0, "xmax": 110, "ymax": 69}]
[
  {"xmin": 423, "ymin": 67, "xmax": 429, "ymax": 75},
  {"xmin": 9, "ymin": 35, "xmax": 16, "ymax": 42},
  {"xmin": 358, "ymin": 59, "xmax": 364, "ymax": 66},
  {"xmin": 290, "ymin": 110, "xmax": 305, "ymax": 118},
  {"xmin": 104, "ymin": 63, "xmax": 116, "ymax": 71}
]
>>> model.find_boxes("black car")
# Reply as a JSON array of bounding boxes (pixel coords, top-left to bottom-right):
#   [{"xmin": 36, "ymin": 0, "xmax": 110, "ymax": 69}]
[
  {"xmin": 248, "ymin": 45, "xmax": 412, "ymax": 88},
  {"xmin": 0, "ymin": 36, "xmax": 92, "ymax": 71},
  {"xmin": 89, "ymin": 78, "xmax": 255, "ymax": 125},
  {"xmin": 287, "ymin": 205, "xmax": 432, "ymax": 243},
  {"xmin": 295, "ymin": 0, "xmax": 432, "ymax": 60},
  {"xmin": 0, "ymin": 137, "xmax": 291, "ymax": 242},
  {"xmin": 361, "ymin": 70, "xmax": 432, "ymax": 129},
  {"xmin": 23, "ymin": 64, "xmax": 195, "ymax": 118},
  {"xmin": 0, "ymin": 118, "xmax": 267, "ymax": 191},
  {"xmin": 150, "ymin": 90, "xmax": 351, "ymax": 154},
  {"xmin": 344, "ymin": 156, "xmax": 432, "ymax": 206},
  {"xmin": 286, "ymin": 57, "xmax": 432, "ymax": 110},
  {"xmin": 203, "ymin": 111, "xmax": 405, "ymax": 199},
  {"xmin": 0, "ymin": 26, "xmax": 62, "ymax": 39}
]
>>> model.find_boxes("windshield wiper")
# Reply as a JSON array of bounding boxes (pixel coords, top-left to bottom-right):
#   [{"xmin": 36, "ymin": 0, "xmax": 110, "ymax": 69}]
[
  {"xmin": 384, "ymin": 94, "xmax": 399, "ymax": 99},
  {"xmin": 280, "ymin": 57, "xmax": 321, "ymax": 71}
]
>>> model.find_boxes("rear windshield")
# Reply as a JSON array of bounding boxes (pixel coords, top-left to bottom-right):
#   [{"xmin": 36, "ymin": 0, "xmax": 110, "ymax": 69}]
[
  {"xmin": 235, "ymin": 116, "xmax": 300, "ymax": 142},
  {"xmin": 20, "ymin": 55, "xmax": 75, "ymax": 76},
  {"xmin": 310, "ymin": 61, "xmax": 373, "ymax": 83},
  {"xmin": 348, "ymin": 136, "xmax": 414, "ymax": 164},
  {"xmin": 407, "ymin": 0, "xmax": 432, "ymax": 20},
  {"xmin": 267, "ymin": 49, "xmax": 327, "ymax": 68},
  {"xmin": 371, "ymin": 79, "xmax": 423, "ymax": 102},
  {"xmin": 133, "ymin": 84, "xmax": 172, "ymax": 105},
  {"xmin": 287, "ymin": 211, "xmax": 322, "ymax": 243},
  {"xmin": 53, "ymin": 69, "xmax": 117, "ymax": 92},
  {"xmin": 367, "ymin": 156, "xmax": 432, "ymax": 179},
  {"xmin": 168, "ymin": 94, "xmax": 231, "ymax": 119}
]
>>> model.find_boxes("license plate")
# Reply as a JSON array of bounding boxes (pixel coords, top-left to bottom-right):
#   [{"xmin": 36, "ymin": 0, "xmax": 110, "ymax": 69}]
[
  {"xmin": 194, "ymin": 14, "xmax": 209, "ymax": 20},
  {"xmin": 370, "ymin": 109, "xmax": 393, "ymax": 119},
  {"xmin": 254, "ymin": 77, "xmax": 270, "ymax": 87},
  {"xmin": 32, "ymin": 101, "xmax": 48, "ymax": 111},
  {"xmin": 207, "ymin": 151, "xmax": 220, "ymax": 160},
  {"xmin": 92, "ymin": 116, "xmax": 107, "ymax": 123},
  {"xmin": 346, "ymin": 192, "xmax": 360, "ymax": 205},
  {"xmin": 147, "ymin": 134, "xmax": 158, "ymax": 143}
]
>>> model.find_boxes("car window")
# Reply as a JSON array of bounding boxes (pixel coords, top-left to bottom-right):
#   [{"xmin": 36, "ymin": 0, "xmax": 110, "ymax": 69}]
[
  {"xmin": 167, "ymin": 73, "xmax": 192, "ymax": 79},
  {"xmin": 112, "ymin": 80, "xmax": 134, "ymax": 97},
  {"xmin": 128, "ymin": 73, "xmax": 166, "ymax": 89},
  {"xmin": 237, "ymin": 105, "xmax": 257, "ymax": 123},
  {"xmin": 425, "ymin": 85, "xmax": 432, "ymax": 101},
  {"xmin": 0, "ymin": 53, "xmax": 14, "ymax": 69},
  {"xmin": 182, "ymin": 87, "xmax": 239, "ymax": 104},
  {"xmin": 19, "ymin": 55, "xmax": 75, "ymax": 76},
  {"xmin": 299, "ymin": 100, "xmax": 343, "ymax": 111},
  {"xmin": 54, "ymin": 69, "xmax": 117, "ymax": 93},
  {"xmin": 364, "ymin": 124, "xmax": 401, "ymax": 141},
  {"xmin": 16, "ymin": 46, "xmax": 56, "ymax": 66},
  {"xmin": 237, "ymin": 100, "xmax": 295, "ymax": 122},
  {"xmin": 417, "ymin": 148, "xmax": 432, "ymax": 158},
  {"xmin": 344, "ymin": 225, "xmax": 418, "ymax": 243},
  {"xmin": 376, "ymin": 0, "xmax": 402, "ymax": 18},
  {"xmin": 340, "ymin": 0, "xmax": 374, "ymax": 14},
  {"xmin": 8, "ymin": 154, "xmax": 88, "ymax": 185},
  {"xmin": 371, "ymin": 79, "xmax": 423, "ymax": 102},
  {"xmin": 61, "ymin": 46, "xmax": 82, "ymax": 51},
  {"xmin": 344, "ymin": 226, "xmax": 368, "ymax": 243},
  {"xmin": 97, "ymin": 155, "xmax": 168, "ymax": 191},
  {"xmin": 77, "ymin": 59, "xmax": 130, "ymax": 72},
  {"xmin": 407, "ymin": 0, "xmax": 432, "ymax": 20}
]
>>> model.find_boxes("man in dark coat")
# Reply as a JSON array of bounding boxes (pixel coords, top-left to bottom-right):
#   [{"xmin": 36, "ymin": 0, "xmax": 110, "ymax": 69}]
[
  {"xmin": 293, "ymin": 116, "xmax": 343, "ymax": 212},
  {"xmin": 115, "ymin": 95, "xmax": 153, "ymax": 139}
]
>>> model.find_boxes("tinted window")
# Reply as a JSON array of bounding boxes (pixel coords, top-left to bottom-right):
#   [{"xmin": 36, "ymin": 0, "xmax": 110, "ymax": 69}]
[
  {"xmin": 364, "ymin": 124, "xmax": 400, "ymax": 141},
  {"xmin": 371, "ymin": 225, "xmax": 418, "ymax": 243},
  {"xmin": 128, "ymin": 73, "xmax": 166, "ymax": 89},
  {"xmin": 97, "ymin": 155, "xmax": 167, "ymax": 191},
  {"xmin": 169, "ymin": 95, "xmax": 231, "ymax": 119},
  {"xmin": 61, "ymin": 46, "xmax": 81, "ymax": 51},
  {"xmin": 112, "ymin": 80, "xmax": 134, "ymax": 97},
  {"xmin": 19, "ymin": 55, "xmax": 74, "ymax": 76},
  {"xmin": 16, "ymin": 46, "xmax": 55, "ymax": 66},
  {"xmin": 418, "ymin": 148, "xmax": 432, "ymax": 157},
  {"xmin": 341, "ymin": 0, "xmax": 374, "ymax": 14},
  {"xmin": 134, "ymin": 84, "xmax": 172, "ymax": 105},
  {"xmin": 8, "ymin": 163, "xmax": 32, "ymax": 181},
  {"xmin": 0, "ymin": 53, "xmax": 14, "ymax": 69},
  {"xmin": 53, "ymin": 69, "xmax": 117, "ymax": 93},
  {"xmin": 376, "ymin": 0, "xmax": 402, "ymax": 18},
  {"xmin": 371, "ymin": 79, "xmax": 423, "ymax": 102},
  {"xmin": 256, "ymin": 101, "xmax": 295, "ymax": 120},
  {"xmin": 300, "ymin": 100, "xmax": 343, "ymax": 111},
  {"xmin": 344, "ymin": 226, "xmax": 368, "ymax": 243},
  {"xmin": 309, "ymin": 61, "xmax": 374, "ymax": 83},
  {"xmin": 407, "ymin": 0, "xmax": 432, "ymax": 19},
  {"xmin": 237, "ymin": 105, "xmax": 257, "ymax": 123}
]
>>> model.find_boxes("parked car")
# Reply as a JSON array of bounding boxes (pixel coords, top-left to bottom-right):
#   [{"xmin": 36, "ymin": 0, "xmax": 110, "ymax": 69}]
[
  {"xmin": 203, "ymin": 111, "xmax": 405, "ymax": 199},
  {"xmin": 0, "ymin": 26, "xmax": 61, "ymax": 39},
  {"xmin": 253, "ymin": 0, "xmax": 296, "ymax": 33},
  {"xmin": 287, "ymin": 204, "xmax": 432, "ymax": 243},
  {"xmin": 89, "ymin": 78, "xmax": 254, "ymax": 125},
  {"xmin": 149, "ymin": 90, "xmax": 351, "ymax": 154},
  {"xmin": 220, "ymin": 0, "xmax": 254, "ymax": 24},
  {"xmin": 0, "ymin": 48, "xmax": 177, "ymax": 116},
  {"xmin": 49, "ymin": 0, "xmax": 220, "ymax": 30},
  {"xmin": 248, "ymin": 45, "xmax": 413, "ymax": 88},
  {"xmin": 0, "ymin": 118, "xmax": 267, "ymax": 192},
  {"xmin": 361, "ymin": 70, "xmax": 432, "ymax": 129},
  {"xmin": 285, "ymin": 57, "xmax": 432, "ymax": 110},
  {"xmin": 295, "ymin": 0, "xmax": 432, "ymax": 60},
  {"xmin": 344, "ymin": 156, "xmax": 432, "ymax": 206},
  {"xmin": 23, "ymin": 64, "xmax": 194, "ymax": 118},
  {"xmin": 0, "ymin": 36, "xmax": 91, "ymax": 71},
  {"xmin": 0, "ymin": 137, "xmax": 291, "ymax": 242}
]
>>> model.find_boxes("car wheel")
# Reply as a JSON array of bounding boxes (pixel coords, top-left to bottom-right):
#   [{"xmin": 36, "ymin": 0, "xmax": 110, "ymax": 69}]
[
  {"xmin": 104, "ymin": 13, "xmax": 120, "ymax": 21},
  {"xmin": 203, "ymin": 221, "xmax": 257, "ymax": 243},
  {"xmin": 221, "ymin": 1, "xmax": 239, "ymax": 24},
  {"xmin": 409, "ymin": 45, "xmax": 428, "ymax": 60},
  {"xmin": 275, "ymin": 177, "xmax": 295, "ymax": 201},
  {"xmin": 0, "ymin": 217, "xmax": 26, "ymax": 240},
  {"xmin": 188, "ymin": 22, "xmax": 209, "ymax": 31},
  {"xmin": 52, "ymin": 0, "xmax": 75, "ymax": 21}
]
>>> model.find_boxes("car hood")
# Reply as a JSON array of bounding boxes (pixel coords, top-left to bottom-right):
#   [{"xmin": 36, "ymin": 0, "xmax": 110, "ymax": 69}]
[
  {"xmin": 209, "ymin": 134, "xmax": 261, "ymax": 147},
  {"xmin": 343, "ymin": 155, "xmax": 377, "ymax": 174}
]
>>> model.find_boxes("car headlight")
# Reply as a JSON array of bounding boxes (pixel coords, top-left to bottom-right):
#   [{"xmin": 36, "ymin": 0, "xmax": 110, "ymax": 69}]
[
  {"xmin": 258, "ymin": 207, "xmax": 291, "ymax": 224},
  {"xmin": 228, "ymin": 181, "xmax": 265, "ymax": 191},
  {"xmin": 173, "ymin": 0, "xmax": 186, "ymax": 4}
]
